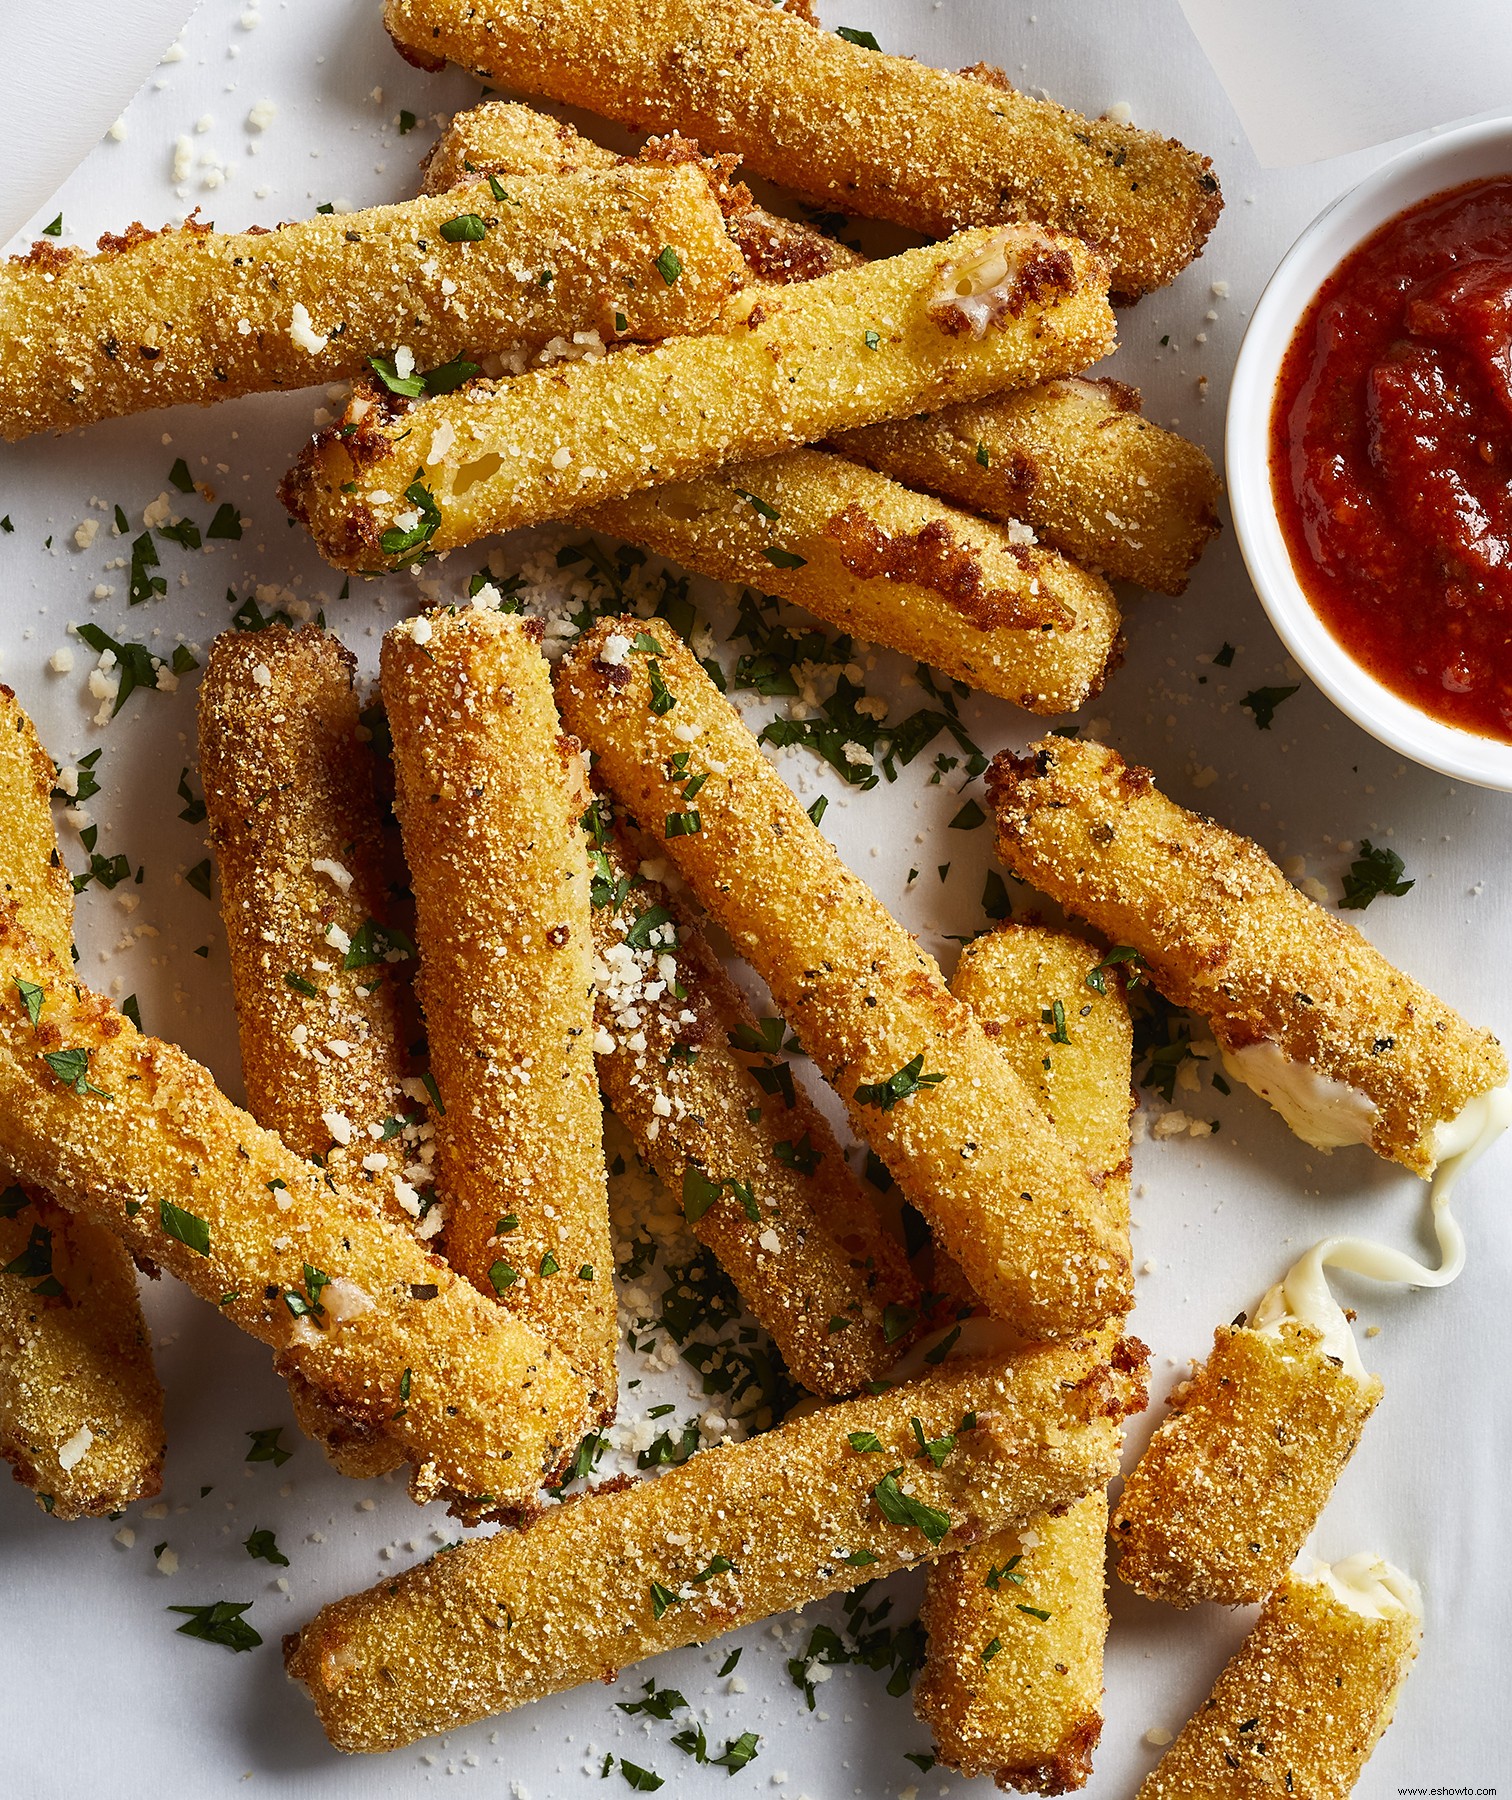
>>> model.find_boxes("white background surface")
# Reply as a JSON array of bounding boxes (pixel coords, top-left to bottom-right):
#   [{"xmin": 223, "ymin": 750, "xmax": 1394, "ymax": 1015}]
[{"xmin": 0, "ymin": 2, "xmax": 1508, "ymax": 1796}]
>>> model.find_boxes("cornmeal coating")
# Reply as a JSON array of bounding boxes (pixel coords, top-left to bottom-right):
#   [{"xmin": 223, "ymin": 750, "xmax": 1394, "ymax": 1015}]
[
  {"xmin": 200, "ymin": 627, "xmax": 420, "ymax": 1479},
  {"xmin": 557, "ymin": 623, "xmax": 1131, "ymax": 1337},
  {"xmin": 0, "ymin": 686, "xmax": 164, "ymax": 1518},
  {"xmin": 915, "ymin": 926, "xmax": 1133, "ymax": 1793},
  {"xmin": 987, "ymin": 737, "xmax": 1507, "ymax": 1174},
  {"xmin": 383, "ymin": 0, "xmax": 1221, "ymax": 300},
  {"xmin": 281, "ymin": 223, "xmax": 1115, "ymax": 572},
  {"xmin": 588, "ymin": 818, "xmax": 918, "ymax": 1394},
  {"xmin": 831, "ymin": 378, "xmax": 1221, "ymax": 597},
  {"xmin": 382, "ymin": 609, "xmax": 615, "ymax": 1412},
  {"xmin": 0, "ymin": 164, "xmax": 742, "ymax": 441},
  {"xmin": 286, "ymin": 1335, "xmax": 1148, "ymax": 1752},
  {"xmin": 1138, "ymin": 1564, "xmax": 1420, "ymax": 1798},
  {"xmin": 0, "ymin": 917, "xmax": 592, "ymax": 1519},
  {"xmin": 588, "ymin": 449, "xmax": 1120, "ymax": 715},
  {"xmin": 1112, "ymin": 1320, "xmax": 1381, "ymax": 1610}
]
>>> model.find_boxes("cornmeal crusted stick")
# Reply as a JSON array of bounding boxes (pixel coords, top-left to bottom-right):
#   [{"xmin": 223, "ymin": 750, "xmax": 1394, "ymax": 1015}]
[
  {"xmin": 0, "ymin": 686, "xmax": 164, "ymax": 1518},
  {"xmin": 421, "ymin": 100, "xmax": 865, "ymax": 286},
  {"xmin": 382, "ymin": 609, "xmax": 615, "ymax": 1412},
  {"xmin": 587, "ymin": 449, "xmax": 1120, "ymax": 715},
  {"xmin": 831, "ymin": 378, "xmax": 1222, "ymax": 597},
  {"xmin": 0, "ymin": 918, "xmax": 592, "ymax": 1518},
  {"xmin": 200, "ymin": 626, "xmax": 420, "ymax": 1480},
  {"xmin": 914, "ymin": 925, "xmax": 1133, "ymax": 1794},
  {"xmin": 1112, "ymin": 1319, "xmax": 1381, "ymax": 1609},
  {"xmin": 282, "ymin": 224, "xmax": 1115, "ymax": 572},
  {"xmin": 1138, "ymin": 1558, "xmax": 1420, "ymax": 1799},
  {"xmin": 383, "ymin": 0, "xmax": 1221, "ymax": 300},
  {"xmin": 286, "ymin": 1335, "xmax": 1148, "ymax": 1752},
  {"xmin": 0, "ymin": 164, "xmax": 743, "ymax": 441},
  {"xmin": 557, "ymin": 623, "xmax": 1132, "ymax": 1336},
  {"xmin": 987, "ymin": 737, "xmax": 1507, "ymax": 1175},
  {"xmin": 588, "ymin": 816, "xmax": 918, "ymax": 1394}
]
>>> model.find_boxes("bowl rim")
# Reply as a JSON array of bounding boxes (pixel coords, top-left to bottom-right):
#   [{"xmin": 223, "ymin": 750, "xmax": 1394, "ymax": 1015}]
[{"xmin": 1226, "ymin": 114, "xmax": 1512, "ymax": 792}]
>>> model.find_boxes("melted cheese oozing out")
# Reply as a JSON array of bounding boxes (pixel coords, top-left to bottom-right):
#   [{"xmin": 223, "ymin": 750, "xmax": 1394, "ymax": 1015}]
[
  {"xmin": 1310, "ymin": 1552, "xmax": 1421, "ymax": 1620},
  {"xmin": 931, "ymin": 231, "xmax": 1035, "ymax": 340},
  {"xmin": 1254, "ymin": 1083, "xmax": 1512, "ymax": 1382},
  {"xmin": 1221, "ymin": 1040, "xmax": 1378, "ymax": 1150}
]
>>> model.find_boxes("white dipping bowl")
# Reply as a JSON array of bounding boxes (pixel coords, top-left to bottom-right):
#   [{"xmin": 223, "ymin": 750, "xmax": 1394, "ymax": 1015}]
[{"xmin": 1227, "ymin": 116, "xmax": 1512, "ymax": 791}]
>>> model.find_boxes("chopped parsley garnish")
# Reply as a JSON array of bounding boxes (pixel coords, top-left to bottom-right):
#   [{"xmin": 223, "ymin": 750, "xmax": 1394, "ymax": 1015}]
[
  {"xmin": 244, "ymin": 1528, "xmax": 288, "ymax": 1566},
  {"xmin": 982, "ymin": 870, "xmax": 1012, "ymax": 921},
  {"xmin": 157, "ymin": 516, "xmax": 201, "ymax": 551},
  {"xmin": 539, "ymin": 1252, "xmax": 559, "ymax": 1277},
  {"xmin": 128, "ymin": 530, "xmax": 166, "ymax": 605},
  {"xmin": 617, "ymin": 1679, "xmax": 686, "ymax": 1719},
  {"xmin": 186, "ymin": 859, "xmax": 213, "ymax": 899},
  {"xmin": 15, "ymin": 978, "xmax": 44, "ymax": 1027},
  {"xmin": 841, "ymin": 1549, "xmax": 879, "ymax": 1566},
  {"xmin": 206, "ymin": 503, "xmax": 243, "ymax": 540},
  {"xmin": 864, "ymin": 328, "xmax": 881, "ymax": 350},
  {"xmin": 1017, "ymin": 1604, "xmax": 1052, "ymax": 1622},
  {"xmin": 949, "ymin": 798, "xmax": 986, "ymax": 830},
  {"xmin": 691, "ymin": 1554, "xmax": 733, "ymax": 1584},
  {"xmin": 3, "ymin": 1223, "xmax": 61, "ymax": 1296},
  {"xmin": 422, "ymin": 353, "xmax": 481, "ymax": 395},
  {"xmin": 1085, "ymin": 945, "xmax": 1146, "ymax": 995},
  {"xmin": 159, "ymin": 1196, "xmax": 210, "ymax": 1256},
  {"xmin": 398, "ymin": 109, "xmax": 417, "ymax": 134},
  {"xmin": 1339, "ymin": 840, "xmax": 1414, "ymax": 910},
  {"xmin": 370, "ymin": 353, "xmax": 481, "ymax": 398},
  {"xmin": 664, "ymin": 809, "xmax": 702, "ymax": 837},
  {"xmin": 42, "ymin": 1047, "xmax": 107, "ymax": 1097},
  {"xmin": 648, "ymin": 1580, "xmax": 682, "ymax": 1620},
  {"xmin": 176, "ymin": 768, "xmax": 207, "ymax": 824},
  {"xmin": 882, "ymin": 1302, "xmax": 916, "ymax": 1344},
  {"xmin": 985, "ymin": 1554, "xmax": 1025, "ymax": 1589},
  {"xmin": 910, "ymin": 1415, "xmax": 956, "ymax": 1467},
  {"xmin": 379, "ymin": 477, "xmax": 442, "ymax": 564},
  {"xmin": 284, "ymin": 1263, "xmax": 330, "ymax": 1318},
  {"xmin": 439, "ymin": 212, "xmax": 487, "ymax": 242},
  {"xmin": 807, "ymin": 793, "xmax": 828, "ymax": 825},
  {"xmin": 761, "ymin": 545, "xmax": 807, "ymax": 569},
  {"xmin": 0, "ymin": 1186, "xmax": 29, "ymax": 1219},
  {"xmin": 1212, "ymin": 641, "xmax": 1237, "ymax": 667},
  {"xmin": 284, "ymin": 971, "xmax": 318, "ymax": 998},
  {"xmin": 682, "ymin": 1165, "xmax": 760, "ymax": 1226},
  {"xmin": 854, "ymin": 1054, "xmax": 944, "ymax": 1111},
  {"xmin": 733, "ymin": 488, "xmax": 780, "ymax": 522},
  {"xmin": 55, "ymin": 746, "xmax": 102, "ymax": 804},
  {"xmin": 488, "ymin": 1260, "xmax": 518, "ymax": 1293},
  {"xmin": 773, "ymin": 1132, "xmax": 822, "ymax": 1175},
  {"xmin": 245, "ymin": 1426, "xmax": 292, "ymax": 1467},
  {"xmin": 923, "ymin": 1324, "xmax": 961, "ymax": 1365},
  {"xmin": 975, "ymin": 441, "xmax": 991, "ymax": 469},
  {"xmin": 871, "ymin": 1470, "xmax": 951, "ymax": 1545},
  {"xmin": 43, "ymin": 214, "xmax": 62, "ymax": 237},
  {"xmin": 167, "ymin": 1601, "xmax": 261, "ymax": 1652},
  {"xmin": 393, "ymin": 1367, "xmax": 411, "ymax": 1419},
  {"xmin": 554, "ymin": 1429, "xmax": 609, "ymax": 1489},
  {"xmin": 1042, "ymin": 998, "xmax": 1070, "ymax": 1044},
  {"xmin": 1240, "ymin": 684, "xmax": 1300, "ymax": 730},
  {"xmin": 837, "ymin": 24, "xmax": 882, "ymax": 48},
  {"xmin": 848, "ymin": 1430, "xmax": 885, "ymax": 1453},
  {"xmin": 718, "ymin": 1649, "xmax": 742, "ymax": 1677},
  {"xmin": 75, "ymin": 623, "xmax": 193, "ymax": 717},
  {"xmin": 646, "ymin": 659, "xmax": 676, "ymax": 715},
  {"xmin": 654, "ymin": 245, "xmax": 683, "ymax": 285},
  {"xmin": 168, "ymin": 458, "xmax": 195, "ymax": 494},
  {"xmin": 624, "ymin": 903, "xmax": 675, "ymax": 949},
  {"xmin": 619, "ymin": 1762, "xmax": 664, "ymax": 1792},
  {"xmin": 343, "ymin": 918, "xmax": 414, "ymax": 968}
]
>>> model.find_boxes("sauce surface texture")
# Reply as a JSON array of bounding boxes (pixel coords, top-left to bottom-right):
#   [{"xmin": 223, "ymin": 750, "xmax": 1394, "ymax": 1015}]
[{"xmin": 1272, "ymin": 176, "xmax": 1512, "ymax": 741}]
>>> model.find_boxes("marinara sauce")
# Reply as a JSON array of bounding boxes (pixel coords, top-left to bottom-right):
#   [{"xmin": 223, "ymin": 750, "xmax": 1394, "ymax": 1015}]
[{"xmin": 1272, "ymin": 176, "xmax": 1512, "ymax": 740}]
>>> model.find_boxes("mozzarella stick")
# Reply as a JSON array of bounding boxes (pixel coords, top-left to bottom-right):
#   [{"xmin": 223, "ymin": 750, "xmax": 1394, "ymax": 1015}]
[
  {"xmin": 1112, "ymin": 1318, "xmax": 1381, "ymax": 1610},
  {"xmin": 286, "ymin": 1334, "xmax": 1148, "ymax": 1752},
  {"xmin": 588, "ymin": 449, "xmax": 1120, "ymax": 715},
  {"xmin": 281, "ymin": 224, "xmax": 1115, "ymax": 572},
  {"xmin": 588, "ymin": 816, "xmax": 918, "ymax": 1394},
  {"xmin": 0, "ymin": 687, "xmax": 164, "ymax": 1518},
  {"xmin": 200, "ymin": 626, "xmax": 419, "ymax": 1480},
  {"xmin": 384, "ymin": 0, "xmax": 1221, "ymax": 301},
  {"xmin": 382, "ymin": 609, "xmax": 615, "ymax": 1411},
  {"xmin": 1138, "ymin": 1557, "xmax": 1421, "ymax": 1799},
  {"xmin": 422, "ymin": 100, "xmax": 864, "ymax": 286},
  {"xmin": 913, "ymin": 926, "xmax": 1132, "ymax": 1792},
  {"xmin": 987, "ymin": 737, "xmax": 1507, "ymax": 1175},
  {"xmin": 831, "ymin": 378, "xmax": 1222, "ymax": 597},
  {"xmin": 0, "ymin": 164, "xmax": 744, "ymax": 441},
  {"xmin": 0, "ymin": 918, "xmax": 592, "ymax": 1518},
  {"xmin": 557, "ymin": 623, "xmax": 1131, "ymax": 1337}
]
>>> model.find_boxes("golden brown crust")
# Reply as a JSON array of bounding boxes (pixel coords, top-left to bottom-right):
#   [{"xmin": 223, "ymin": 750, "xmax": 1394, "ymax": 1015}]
[
  {"xmin": 587, "ymin": 447, "xmax": 1119, "ymax": 714},
  {"xmin": 0, "ymin": 914, "xmax": 592, "ymax": 1517},
  {"xmin": 382, "ymin": 0, "xmax": 1222, "ymax": 299},
  {"xmin": 1112, "ymin": 1322, "xmax": 1382, "ymax": 1609},
  {"xmin": 1138, "ymin": 1573, "xmax": 1420, "ymax": 1798},
  {"xmin": 830, "ymin": 378, "xmax": 1222, "ymax": 596},
  {"xmin": 286, "ymin": 1337, "xmax": 1148, "ymax": 1752},
  {"xmin": 382, "ymin": 609, "xmax": 615, "ymax": 1412},
  {"xmin": 588, "ymin": 819, "xmax": 919, "ymax": 1393},
  {"xmin": 0, "ymin": 165, "xmax": 744, "ymax": 440},
  {"xmin": 557, "ymin": 623, "xmax": 1132, "ymax": 1338},
  {"xmin": 987, "ymin": 736, "xmax": 1507, "ymax": 1173},
  {"xmin": 281, "ymin": 224, "xmax": 1115, "ymax": 572}
]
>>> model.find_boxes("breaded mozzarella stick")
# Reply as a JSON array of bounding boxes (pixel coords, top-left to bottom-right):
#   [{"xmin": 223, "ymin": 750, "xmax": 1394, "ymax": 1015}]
[
  {"xmin": 0, "ymin": 918, "xmax": 591, "ymax": 1519},
  {"xmin": 200, "ymin": 626, "xmax": 419, "ymax": 1480},
  {"xmin": 914, "ymin": 925, "xmax": 1132, "ymax": 1792},
  {"xmin": 382, "ymin": 609, "xmax": 615, "ymax": 1411},
  {"xmin": 286, "ymin": 1336, "xmax": 1148, "ymax": 1752},
  {"xmin": 588, "ymin": 819, "xmax": 918, "ymax": 1394},
  {"xmin": 383, "ymin": 0, "xmax": 1221, "ymax": 300},
  {"xmin": 0, "ymin": 687, "xmax": 164, "ymax": 1517},
  {"xmin": 830, "ymin": 378, "xmax": 1222, "ymax": 597},
  {"xmin": 1112, "ymin": 1315, "xmax": 1381, "ymax": 1610},
  {"xmin": 1, "ymin": 166, "xmax": 743, "ymax": 443},
  {"xmin": 987, "ymin": 737, "xmax": 1507, "ymax": 1175},
  {"xmin": 588, "ymin": 450, "xmax": 1120, "ymax": 715},
  {"xmin": 1138, "ymin": 1557, "xmax": 1421, "ymax": 1799},
  {"xmin": 282, "ymin": 224, "xmax": 1115, "ymax": 572},
  {"xmin": 556, "ymin": 624, "xmax": 1132, "ymax": 1337}
]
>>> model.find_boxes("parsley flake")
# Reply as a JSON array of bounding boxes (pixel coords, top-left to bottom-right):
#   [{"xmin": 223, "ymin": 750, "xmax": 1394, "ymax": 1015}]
[
  {"xmin": 167, "ymin": 1601, "xmax": 261, "ymax": 1652},
  {"xmin": 1240, "ymin": 684, "xmax": 1300, "ymax": 730},
  {"xmin": 245, "ymin": 1427, "xmax": 292, "ymax": 1467},
  {"xmin": 440, "ymin": 212, "xmax": 487, "ymax": 242},
  {"xmin": 159, "ymin": 1196, "xmax": 210, "ymax": 1256},
  {"xmin": 1339, "ymin": 840, "xmax": 1415, "ymax": 910},
  {"xmin": 43, "ymin": 1046, "xmax": 107, "ymax": 1097},
  {"xmin": 854, "ymin": 1054, "xmax": 944, "ymax": 1111},
  {"xmin": 654, "ymin": 245, "xmax": 683, "ymax": 285},
  {"xmin": 837, "ymin": 25, "xmax": 882, "ymax": 49},
  {"xmin": 244, "ymin": 1528, "xmax": 288, "ymax": 1566}
]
